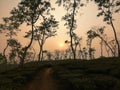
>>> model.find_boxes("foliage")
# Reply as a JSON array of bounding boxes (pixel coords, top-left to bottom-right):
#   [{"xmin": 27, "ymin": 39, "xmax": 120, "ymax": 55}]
[
  {"xmin": 0, "ymin": 61, "xmax": 50, "ymax": 90},
  {"xmin": 87, "ymin": 26, "xmax": 115, "ymax": 57},
  {"xmin": 34, "ymin": 15, "xmax": 58, "ymax": 61},
  {"xmin": 56, "ymin": 0, "xmax": 85, "ymax": 59},
  {"xmin": 53, "ymin": 57, "xmax": 120, "ymax": 90},
  {"xmin": 93, "ymin": 0, "xmax": 120, "ymax": 57},
  {"xmin": 0, "ymin": 53, "xmax": 6, "ymax": 64},
  {"xmin": 0, "ymin": 57, "xmax": 120, "ymax": 89},
  {"xmin": 0, "ymin": 0, "xmax": 59, "ymax": 64}
]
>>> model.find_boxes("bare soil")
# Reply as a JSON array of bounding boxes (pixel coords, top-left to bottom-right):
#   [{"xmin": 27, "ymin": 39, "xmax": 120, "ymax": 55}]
[{"xmin": 21, "ymin": 68, "xmax": 63, "ymax": 90}]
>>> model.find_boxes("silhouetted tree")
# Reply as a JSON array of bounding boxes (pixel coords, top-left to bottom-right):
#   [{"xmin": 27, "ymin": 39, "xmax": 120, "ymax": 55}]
[
  {"xmin": 65, "ymin": 40, "xmax": 74, "ymax": 59},
  {"xmin": 31, "ymin": 46, "xmax": 36, "ymax": 61},
  {"xmin": 64, "ymin": 48, "xmax": 71, "ymax": 60},
  {"xmin": 100, "ymin": 39, "xmax": 103, "ymax": 57},
  {"xmin": 54, "ymin": 50, "xmax": 61, "ymax": 60},
  {"xmin": 109, "ymin": 39, "xmax": 117, "ymax": 56},
  {"xmin": 56, "ymin": 0, "xmax": 84, "ymax": 59},
  {"xmin": 87, "ymin": 27, "xmax": 115, "ymax": 57},
  {"xmin": 47, "ymin": 51, "xmax": 52, "ymax": 60},
  {"xmin": 73, "ymin": 33, "xmax": 82, "ymax": 59},
  {"xmin": 87, "ymin": 30, "xmax": 96, "ymax": 59},
  {"xmin": 33, "ymin": 15, "xmax": 58, "ymax": 61},
  {"xmin": 89, "ymin": 48, "xmax": 95, "ymax": 59},
  {"xmin": 0, "ymin": 53, "xmax": 6, "ymax": 64},
  {"xmin": 19, "ymin": 0, "xmax": 55, "ymax": 65},
  {"xmin": 82, "ymin": 47, "xmax": 88, "ymax": 59},
  {"xmin": 65, "ymin": 33, "xmax": 82, "ymax": 59},
  {"xmin": 0, "ymin": 0, "xmax": 56, "ymax": 65},
  {"xmin": 94, "ymin": 0, "xmax": 120, "ymax": 57},
  {"xmin": 8, "ymin": 38, "xmax": 21, "ymax": 64},
  {"xmin": 0, "ymin": 17, "xmax": 19, "ymax": 63},
  {"xmin": 41, "ymin": 50, "xmax": 48, "ymax": 60},
  {"xmin": 77, "ymin": 39, "xmax": 83, "ymax": 59}
]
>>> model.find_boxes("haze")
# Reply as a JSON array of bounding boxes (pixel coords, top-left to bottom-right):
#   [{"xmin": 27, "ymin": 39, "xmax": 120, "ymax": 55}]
[{"xmin": 0, "ymin": 0, "xmax": 120, "ymax": 58}]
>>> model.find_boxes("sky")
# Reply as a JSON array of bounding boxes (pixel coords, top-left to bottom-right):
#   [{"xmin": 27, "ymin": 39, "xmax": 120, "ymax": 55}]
[{"xmin": 0, "ymin": 0, "xmax": 120, "ymax": 58}]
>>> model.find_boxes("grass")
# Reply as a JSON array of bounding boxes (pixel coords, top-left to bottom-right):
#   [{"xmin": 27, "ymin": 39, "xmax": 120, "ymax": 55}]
[{"xmin": 0, "ymin": 57, "xmax": 120, "ymax": 90}]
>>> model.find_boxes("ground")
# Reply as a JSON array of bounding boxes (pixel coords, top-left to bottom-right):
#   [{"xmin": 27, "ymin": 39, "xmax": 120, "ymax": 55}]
[{"xmin": 21, "ymin": 68, "xmax": 62, "ymax": 90}]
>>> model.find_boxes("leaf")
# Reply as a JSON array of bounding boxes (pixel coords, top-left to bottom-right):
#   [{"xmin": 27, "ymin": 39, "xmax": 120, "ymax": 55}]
[
  {"xmin": 80, "ymin": 3, "xmax": 84, "ymax": 7},
  {"xmin": 116, "ymin": 1, "xmax": 120, "ymax": 6},
  {"xmin": 56, "ymin": 0, "xmax": 62, "ymax": 6}
]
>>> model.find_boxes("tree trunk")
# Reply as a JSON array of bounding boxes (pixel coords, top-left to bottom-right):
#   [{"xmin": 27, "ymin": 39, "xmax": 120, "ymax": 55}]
[
  {"xmin": 110, "ymin": 19, "xmax": 120, "ymax": 57},
  {"xmin": 104, "ymin": 43, "xmax": 110, "ymax": 57},
  {"xmin": 20, "ymin": 18, "xmax": 34, "ymax": 66},
  {"xmin": 38, "ymin": 32, "xmax": 45, "ymax": 61},
  {"xmin": 89, "ymin": 39, "xmax": 92, "ymax": 60},
  {"xmin": 78, "ymin": 43, "xmax": 83, "ymax": 59},
  {"xmin": 3, "ymin": 43, "xmax": 9, "ymax": 64},
  {"xmin": 70, "ymin": 0, "xmax": 76, "ymax": 60},
  {"xmin": 32, "ymin": 47, "xmax": 36, "ymax": 61},
  {"xmin": 100, "ymin": 40, "xmax": 103, "ymax": 57},
  {"xmin": 41, "ymin": 50, "xmax": 44, "ymax": 60},
  {"xmin": 38, "ymin": 39, "xmax": 41, "ymax": 61},
  {"xmin": 98, "ymin": 35, "xmax": 115, "ymax": 57},
  {"xmin": 38, "ymin": 44, "xmax": 43, "ymax": 61}
]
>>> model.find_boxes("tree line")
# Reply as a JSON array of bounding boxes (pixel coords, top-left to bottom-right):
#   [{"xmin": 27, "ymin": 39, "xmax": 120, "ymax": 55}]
[{"xmin": 0, "ymin": 0, "xmax": 120, "ymax": 65}]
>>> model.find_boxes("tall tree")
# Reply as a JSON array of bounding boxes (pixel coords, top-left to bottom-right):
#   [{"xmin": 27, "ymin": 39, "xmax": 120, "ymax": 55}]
[
  {"xmin": 0, "ymin": 17, "xmax": 19, "ymax": 63},
  {"xmin": 8, "ymin": 38, "xmax": 22, "ymax": 64},
  {"xmin": 0, "ymin": 0, "xmax": 55, "ymax": 65},
  {"xmin": 18, "ymin": 0, "xmax": 54, "ymax": 65},
  {"xmin": 87, "ymin": 26, "xmax": 115, "ymax": 57},
  {"xmin": 109, "ymin": 40, "xmax": 117, "ymax": 56},
  {"xmin": 82, "ymin": 47, "xmax": 88, "ymax": 60},
  {"xmin": 56, "ymin": 0, "xmax": 84, "ymax": 59},
  {"xmin": 87, "ymin": 30, "xmax": 95, "ymax": 59},
  {"xmin": 93, "ymin": 0, "xmax": 120, "ymax": 57},
  {"xmin": 31, "ymin": 15, "xmax": 58, "ymax": 61}
]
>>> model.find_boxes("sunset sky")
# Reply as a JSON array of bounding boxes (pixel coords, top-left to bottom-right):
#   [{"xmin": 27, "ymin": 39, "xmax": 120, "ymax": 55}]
[{"xmin": 0, "ymin": 0, "xmax": 120, "ymax": 58}]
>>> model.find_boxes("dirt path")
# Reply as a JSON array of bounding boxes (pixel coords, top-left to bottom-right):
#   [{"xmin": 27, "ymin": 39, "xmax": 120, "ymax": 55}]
[{"xmin": 21, "ymin": 68, "xmax": 61, "ymax": 90}]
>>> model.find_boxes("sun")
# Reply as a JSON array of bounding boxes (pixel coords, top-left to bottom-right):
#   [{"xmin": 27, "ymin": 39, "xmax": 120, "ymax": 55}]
[{"xmin": 59, "ymin": 43, "xmax": 64, "ymax": 47}]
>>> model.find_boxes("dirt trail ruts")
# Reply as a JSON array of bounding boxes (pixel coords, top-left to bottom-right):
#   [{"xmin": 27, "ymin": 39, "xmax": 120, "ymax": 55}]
[{"xmin": 21, "ymin": 68, "xmax": 61, "ymax": 90}]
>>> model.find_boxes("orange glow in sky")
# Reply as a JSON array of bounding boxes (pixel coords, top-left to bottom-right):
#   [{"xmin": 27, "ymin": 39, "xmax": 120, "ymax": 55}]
[
  {"xmin": 59, "ymin": 43, "xmax": 64, "ymax": 47},
  {"xmin": 0, "ymin": 0, "xmax": 120, "ymax": 58}
]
